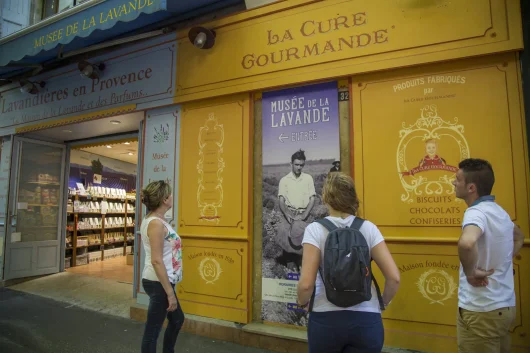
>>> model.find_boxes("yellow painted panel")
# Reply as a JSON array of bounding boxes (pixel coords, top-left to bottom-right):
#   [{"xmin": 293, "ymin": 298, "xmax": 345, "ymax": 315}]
[
  {"xmin": 374, "ymin": 243, "xmax": 530, "ymax": 353},
  {"xmin": 178, "ymin": 94, "xmax": 251, "ymax": 238},
  {"xmin": 356, "ymin": 63, "xmax": 514, "ymax": 227},
  {"xmin": 177, "ymin": 238, "xmax": 249, "ymax": 323},
  {"xmin": 352, "ymin": 53, "xmax": 530, "ymax": 239},
  {"xmin": 175, "ymin": 0, "xmax": 522, "ymax": 103},
  {"xmin": 378, "ymin": 254, "xmax": 461, "ymax": 326}
]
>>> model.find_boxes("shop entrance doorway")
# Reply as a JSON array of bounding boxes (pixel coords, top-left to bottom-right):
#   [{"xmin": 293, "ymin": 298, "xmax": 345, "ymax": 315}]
[{"xmin": 3, "ymin": 112, "xmax": 143, "ymax": 285}]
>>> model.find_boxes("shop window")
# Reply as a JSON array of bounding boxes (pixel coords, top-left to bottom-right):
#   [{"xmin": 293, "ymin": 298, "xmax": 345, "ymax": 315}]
[
  {"xmin": 0, "ymin": 0, "xmax": 90, "ymax": 38},
  {"xmin": 29, "ymin": 0, "xmax": 92, "ymax": 27},
  {"xmin": 42, "ymin": 0, "xmax": 76, "ymax": 20}
]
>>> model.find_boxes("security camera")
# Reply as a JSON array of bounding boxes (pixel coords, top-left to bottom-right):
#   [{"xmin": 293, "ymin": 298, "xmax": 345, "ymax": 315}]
[
  {"xmin": 78, "ymin": 60, "xmax": 105, "ymax": 80},
  {"xmin": 188, "ymin": 27, "xmax": 216, "ymax": 49},
  {"xmin": 19, "ymin": 79, "xmax": 45, "ymax": 94}
]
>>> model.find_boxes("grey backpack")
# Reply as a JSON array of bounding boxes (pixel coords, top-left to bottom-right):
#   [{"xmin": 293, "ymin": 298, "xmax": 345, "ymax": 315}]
[{"xmin": 308, "ymin": 217, "xmax": 384, "ymax": 311}]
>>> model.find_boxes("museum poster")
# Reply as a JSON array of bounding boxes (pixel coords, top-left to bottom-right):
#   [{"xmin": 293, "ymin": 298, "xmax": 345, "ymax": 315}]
[{"xmin": 261, "ymin": 81, "xmax": 340, "ymax": 326}]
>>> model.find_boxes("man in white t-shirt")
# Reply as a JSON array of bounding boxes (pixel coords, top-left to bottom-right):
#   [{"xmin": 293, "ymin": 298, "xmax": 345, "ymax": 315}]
[
  {"xmin": 453, "ymin": 158, "xmax": 525, "ymax": 353},
  {"xmin": 278, "ymin": 149, "xmax": 316, "ymax": 224},
  {"xmin": 275, "ymin": 149, "xmax": 317, "ymax": 271}
]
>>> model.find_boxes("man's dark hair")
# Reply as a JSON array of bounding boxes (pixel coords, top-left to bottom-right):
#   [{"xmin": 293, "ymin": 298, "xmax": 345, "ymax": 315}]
[
  {"xmin": 291, "ymin": 149, "xmax": 306, "ymax": 163},
  {"xmin": 458, "ymin": 158, "xmax": 495, "ymax": 197}
]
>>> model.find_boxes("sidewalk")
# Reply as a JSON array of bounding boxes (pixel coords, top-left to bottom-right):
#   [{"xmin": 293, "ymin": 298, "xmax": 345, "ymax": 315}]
[
  {"xmin": 0, "ymin": 287, "xmax": 274, "ymax": 353},
  {"xmin": 6, "ymin": 272, "xmax": 425, "ymax": 353}
]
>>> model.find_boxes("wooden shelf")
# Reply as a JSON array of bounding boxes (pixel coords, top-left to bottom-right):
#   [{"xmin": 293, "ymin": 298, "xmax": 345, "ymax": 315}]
[
  {"xmin": 68, "ymin": 240, "xmax": 135, "ymax": 250},
  {"xmin": 26, "ymin": 181, "xmax": 60, "ymax": 186},
  {"xmin": 72, "ymin": 225, "xmax": 135, "ymax": 232},
  {"xmin": 67, "ymin": 193, "xmax": 136, "ymax": 268},
  {"xmin": 72, "ymin": 194, "xmax": 136, "ymax": 202},
  {"xmin": 68, "ymin": 211, "xmax": 132, "ymax": 215},
  {"xmin": 66, "ymin": 245, "xmax": 88, "ymax": 250}
]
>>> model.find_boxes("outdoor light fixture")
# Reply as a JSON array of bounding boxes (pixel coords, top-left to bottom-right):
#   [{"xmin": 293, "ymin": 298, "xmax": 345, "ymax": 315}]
[
  {"xmin": 188, "ymin": 27, "xmax": 216, "ymax": 49},
  {"xmin": 78, "ymin": 60, "xmax": 105, "ymax": 80},
  {"xmin": 19, "ymin": 79, "xmax": 45, "ymax": 94}
]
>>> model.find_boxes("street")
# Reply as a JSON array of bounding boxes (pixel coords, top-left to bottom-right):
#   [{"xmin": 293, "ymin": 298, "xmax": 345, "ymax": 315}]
[{"xmin": 0, "ymin": 288, "xmax": 273, "ymax": 353}]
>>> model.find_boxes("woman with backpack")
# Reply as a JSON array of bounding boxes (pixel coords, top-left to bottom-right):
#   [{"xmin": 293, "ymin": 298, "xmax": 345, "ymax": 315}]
[{"xmin": 297, "ymin": 172, "xmax": 400, "ymax": 353}]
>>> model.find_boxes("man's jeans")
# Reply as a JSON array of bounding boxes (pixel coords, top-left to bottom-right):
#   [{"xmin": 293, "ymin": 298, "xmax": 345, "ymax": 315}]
[{"xmin": 141, "ymin": 279, "xmax": 185, "ymax": 353}]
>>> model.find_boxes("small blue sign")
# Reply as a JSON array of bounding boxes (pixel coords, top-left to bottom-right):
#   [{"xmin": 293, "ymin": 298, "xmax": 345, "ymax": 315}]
[{"xmin": 287, "ymin": 273, "xmax": 300, "ymax": 281}]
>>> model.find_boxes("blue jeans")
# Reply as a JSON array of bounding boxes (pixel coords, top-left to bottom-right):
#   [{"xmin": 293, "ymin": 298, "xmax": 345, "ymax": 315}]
[
  {"xmin": 308, "ymin": 311, "xmax": 384, "ymax": 353},
  {"xmin": 141, "ymin": 279, "xmax": 185, "ymax": 353}
]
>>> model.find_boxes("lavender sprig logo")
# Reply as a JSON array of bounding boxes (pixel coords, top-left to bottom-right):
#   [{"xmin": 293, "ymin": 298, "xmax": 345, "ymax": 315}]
[{"xmin": 154, "ymin": 123, "xmax": 170, "ymax": 144}]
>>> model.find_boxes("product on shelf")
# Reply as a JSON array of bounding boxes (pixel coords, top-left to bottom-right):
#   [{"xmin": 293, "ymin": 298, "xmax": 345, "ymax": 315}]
[
  {"xmin": 88, "ymin": 251, "xmax": 102, "ymax": 263},
  {"xmin": 87, "ymin": 234, "xmax": 101, "ymax": 245},
  {"xmin": 19, "ymin": 188, "xmax": 36, "ymax": 203},
  {"xmin": 19, "ymin": 210, "xmax": 38, "ymax": 226},
  {"xmin": 76, "ymin": 254, "xmax": 88, "ymax": 266},
  {"xmin": 41, "ymin": 206, "xmax": 58, "ymax": 225}
]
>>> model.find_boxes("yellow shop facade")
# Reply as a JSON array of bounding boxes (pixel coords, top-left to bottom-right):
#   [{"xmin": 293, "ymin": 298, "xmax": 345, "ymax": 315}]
[
  {"xmin": 167, "ymin": 1, "xmax": 530, "ymax": 353},
  {"xmin": 0, "ymin": 0, "xmax": 528, "ymax": 352}
]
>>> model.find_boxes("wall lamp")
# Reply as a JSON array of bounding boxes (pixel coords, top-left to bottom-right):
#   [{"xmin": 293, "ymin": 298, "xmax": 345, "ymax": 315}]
[
  {"xmin": 19, "ymin": 79, "xmax": 45, "ymax": 94},
  {"xmin": 188, "ymin": 27, "xmax": 216, "ymax": 50},
  {"xmin": 78, "ymin": 60, "xmax": 105, "ymax": 80}
]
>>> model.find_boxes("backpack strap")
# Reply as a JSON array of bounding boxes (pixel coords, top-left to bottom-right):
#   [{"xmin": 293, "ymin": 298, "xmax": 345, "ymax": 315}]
[
  {"xmin": 371, "ymin": 270, "xmax": 385, "ymax": 311},
  {"xmin": 349, "ymin": 216, "xmax": 365, "ymax": 230},
  {"xmin": 308, "ymin": 268, "xmax": 323, "ymax": 313},
  {"xmin": 351, "ymin": 218, "xmax": 385, "ymax": 311},
  {"xmin": 315, "ymin": 218, "xmax": 338, "ymax": 232},
  {"xmin": 352, "ymin": 216, "xmax": 384, "ymax": 311},
  {"xmin": 308, "ymin": 218, "xmax": 336, "ymax": 313}
]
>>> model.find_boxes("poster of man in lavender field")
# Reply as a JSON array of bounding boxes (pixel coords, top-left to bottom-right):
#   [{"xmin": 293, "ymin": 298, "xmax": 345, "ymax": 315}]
[{"xmin": 261, "ymin": 81, "xmax": 341, "ymax": 326}]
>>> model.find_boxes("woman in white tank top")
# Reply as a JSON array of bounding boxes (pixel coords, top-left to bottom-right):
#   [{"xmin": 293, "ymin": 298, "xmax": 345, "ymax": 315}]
[{"xmin": 140, "ymin": 180, "xmax": 184, "ymax": 353}]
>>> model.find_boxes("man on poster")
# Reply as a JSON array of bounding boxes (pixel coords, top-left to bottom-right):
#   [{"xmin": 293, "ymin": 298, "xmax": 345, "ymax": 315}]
[
  {"xmin": 279, "ymin": 149, "xmax": 316, "ymax": 224},
  {"xmin": 276, "ymin": 149, "xmax": 316, "ymax": 271}
]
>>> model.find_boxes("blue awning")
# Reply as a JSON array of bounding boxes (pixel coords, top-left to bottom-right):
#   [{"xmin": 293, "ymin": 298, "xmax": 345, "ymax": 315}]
[{"xmin": 0, "ymin": 0, "xmax": 242, "ymax": 78}]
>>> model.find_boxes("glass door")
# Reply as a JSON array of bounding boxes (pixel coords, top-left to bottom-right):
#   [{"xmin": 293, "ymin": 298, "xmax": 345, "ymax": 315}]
[{"xmin": 4, "ymin": 137, "xmax": 66, "ymax": 280}]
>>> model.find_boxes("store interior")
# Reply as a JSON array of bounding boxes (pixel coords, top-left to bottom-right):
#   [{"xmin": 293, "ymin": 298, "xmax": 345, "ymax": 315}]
[
  {"xmin": 65, "ymin": 140, "xmax": 138, "ymax": 283},
  {"xmin": 20, "ymin": 112, "xmax": 144, "ymax": 284}
]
